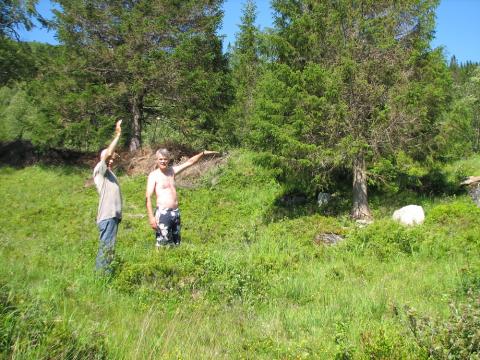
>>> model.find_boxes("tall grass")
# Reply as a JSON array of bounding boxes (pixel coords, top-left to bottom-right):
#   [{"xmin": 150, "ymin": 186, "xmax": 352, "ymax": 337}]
[{"xmin": 1, "ymin": 151, "xmax": 479, "ymax": 358}]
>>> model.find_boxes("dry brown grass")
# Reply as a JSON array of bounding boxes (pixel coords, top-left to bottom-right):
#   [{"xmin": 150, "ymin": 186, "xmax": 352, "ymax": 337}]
[{"xmin": 84, "ymin": 147, "xmax": 227, "ymax": 188}]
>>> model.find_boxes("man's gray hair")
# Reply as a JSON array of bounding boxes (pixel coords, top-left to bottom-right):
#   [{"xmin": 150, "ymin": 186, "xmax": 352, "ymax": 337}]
[{"xmin": 155, "ymin": 148, "xmax": 171, "ymax": 159}]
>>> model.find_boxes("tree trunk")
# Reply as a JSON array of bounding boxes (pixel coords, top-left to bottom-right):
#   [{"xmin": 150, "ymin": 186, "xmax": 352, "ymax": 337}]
[
  {"xmin": 129, "ymin": 94, "xmax": 143, "ymax": 152},
  {"xmin": 351, "ymin": 152, "xmax": 372, "ymax": 220}
]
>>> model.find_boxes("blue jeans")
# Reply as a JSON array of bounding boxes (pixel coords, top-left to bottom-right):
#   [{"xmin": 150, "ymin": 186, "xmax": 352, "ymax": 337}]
[{"xmin": 96, "ymin": 218, "xmax": 119, "ymax": 274}]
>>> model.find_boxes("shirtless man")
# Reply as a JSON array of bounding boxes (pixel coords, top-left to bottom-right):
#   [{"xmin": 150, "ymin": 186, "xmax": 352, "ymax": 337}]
[{"xmin": 146, "ymin": 148, "xmax": 218, "ymax": 247}]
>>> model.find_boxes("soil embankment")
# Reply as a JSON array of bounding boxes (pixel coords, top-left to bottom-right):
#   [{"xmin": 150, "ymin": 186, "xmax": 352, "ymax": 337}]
[{"xmin": 0, "ymin": 140, "xmax": 226, "ymax": 187}]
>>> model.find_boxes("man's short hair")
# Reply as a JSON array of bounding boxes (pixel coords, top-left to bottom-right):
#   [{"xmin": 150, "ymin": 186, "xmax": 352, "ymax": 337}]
[{"xmin": 156, "ymin": 148, "xmax": 171, "ymax": 159}]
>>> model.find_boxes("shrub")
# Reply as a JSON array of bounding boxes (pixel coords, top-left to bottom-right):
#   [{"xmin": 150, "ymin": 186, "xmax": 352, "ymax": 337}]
[
  {"xmin": 360, "ymin": 329, "xmax": 403, "ymax": 360},
  {"xmin": 458, "ymin": 265, "xmax": 480, "ymax": 295},
  {"xmin": 426, "ymin": 200, "xmax": 480, "ymax": 227},
  {"xmin": 0, "ymin": 284, "xmax": 108, "ymax": 359},
  {"xmin": 114, "ymin": 248, "xmax": 270, "ymax": 305},
  {"xmin": 405, "ymin": 293, "xmax": 480, "ymax": 359},
  {"xmin": 345, "ymin": 220, "xmax": 425, "ymax": 260}
]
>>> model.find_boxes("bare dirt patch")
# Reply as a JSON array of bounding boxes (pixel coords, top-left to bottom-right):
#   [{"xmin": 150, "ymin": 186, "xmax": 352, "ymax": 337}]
[{"xmin": 1, "ymin": 141, "xmax": 227, "ymax": 188}]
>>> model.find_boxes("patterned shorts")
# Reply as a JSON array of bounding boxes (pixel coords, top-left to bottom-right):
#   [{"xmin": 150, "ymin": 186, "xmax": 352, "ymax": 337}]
[{"xmin": 155, "ymin": 208, "xmax": 181, "ymax": 246}]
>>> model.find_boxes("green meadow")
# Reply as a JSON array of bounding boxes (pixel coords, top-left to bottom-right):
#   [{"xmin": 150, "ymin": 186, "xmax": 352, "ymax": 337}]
[{"xmin": 1, "ymin": 151, "xmax": 480, "ymax": 359}]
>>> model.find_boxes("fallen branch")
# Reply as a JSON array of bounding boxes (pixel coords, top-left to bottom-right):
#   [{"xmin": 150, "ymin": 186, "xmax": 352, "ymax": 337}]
[{"xmin": 460, "ymin": 176, "xmax": 480, "ymax": 186}]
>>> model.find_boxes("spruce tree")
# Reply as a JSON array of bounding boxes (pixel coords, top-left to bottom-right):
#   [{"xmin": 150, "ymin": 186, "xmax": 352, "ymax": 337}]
[
  {"xmin": 253, "ymin": 0, "xmax": 445, "ymax": 219},
  {"xmin": 0, "ymin": 0, "xmax": 44, "ymax": 39},
  {"xmin": 53, "ymin": 0, "xmax": 227, "ymax": 151},
  {"xmin": 0, "ymin": 0, "xmax": 48, "ymax": 85},
  {"xmin": 438, "ymin": 66, "xmax": 480, "ymax": 158},
  {"xmin": 227, "ymin": 0, "xmax": 262, "ymax": 145}
]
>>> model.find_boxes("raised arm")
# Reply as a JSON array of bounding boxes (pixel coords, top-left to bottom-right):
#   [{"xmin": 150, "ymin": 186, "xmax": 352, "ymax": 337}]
[
  {"xmin": 173, "ymin": 150, "xmax": 219, "ymax": 175},
  {"xmin": 101, "ymin": 120, "xmax": 122, "ymax": 161},
  {"xmin": 145, "ymin": 173, "xmax": 157, "ymax": 229}
]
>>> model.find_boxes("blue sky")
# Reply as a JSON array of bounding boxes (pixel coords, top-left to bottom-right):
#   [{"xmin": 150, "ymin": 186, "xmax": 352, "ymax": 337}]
[{"xmin": 18, "ymin": 0, "xmax": 480, "ymax": 64}]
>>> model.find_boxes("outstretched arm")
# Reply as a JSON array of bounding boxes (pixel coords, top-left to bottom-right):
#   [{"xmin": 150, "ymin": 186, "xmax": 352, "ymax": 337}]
[
  {"xmin": 146, "ymin": 173, "xmax": 157, "ymax": 230},
  {"xmin": 101, "ymin": 120, "xmax": 122, "ymax": 161},
  {"xmin": 173, "ymin": 150, "xmax": 219, "ymax": 175}
]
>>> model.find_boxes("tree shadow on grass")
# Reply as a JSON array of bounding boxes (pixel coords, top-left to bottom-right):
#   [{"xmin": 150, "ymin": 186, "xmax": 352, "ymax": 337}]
[
  {"xmin": 263, "ymin": 189, "xmax": 351, "ymax": 223},
  {"xmin": 250, "ymin": 153, "xmax": 353, "ymax": 222},
  {"xmin": 0, "ymin": 140, "xmax": 95, "ymax": 170}
]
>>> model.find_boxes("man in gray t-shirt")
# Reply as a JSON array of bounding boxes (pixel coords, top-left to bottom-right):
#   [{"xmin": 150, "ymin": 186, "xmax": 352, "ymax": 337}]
[{"xmin": 93, "ymin": 120, "xmax": 122, "ymax": 274}]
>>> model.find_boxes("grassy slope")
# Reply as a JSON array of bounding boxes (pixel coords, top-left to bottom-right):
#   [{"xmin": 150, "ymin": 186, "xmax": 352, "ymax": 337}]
[{"xmin": 1, "ymin": 151, "xmax": 480, "ymax": 359}]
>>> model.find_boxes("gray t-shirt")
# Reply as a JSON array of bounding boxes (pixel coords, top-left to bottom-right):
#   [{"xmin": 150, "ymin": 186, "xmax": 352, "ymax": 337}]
[{"xmin": 93, "ymin": 160, "xmax": 122, "ymax": 223}]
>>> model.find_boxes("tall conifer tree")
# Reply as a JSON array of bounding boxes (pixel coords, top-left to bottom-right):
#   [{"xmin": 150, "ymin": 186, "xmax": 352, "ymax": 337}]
[
  {"xmin": 253, "ymin": 0, "xmax": 445, "ymax": 219},
  {"xmin": 53, "ymin": 0, "xmax": 227, "ymax": 151},
  {"xmin": 228, "ymin": 0, "xmax": 262, "ymax": 144},
  {"xmin": 0, "ymin": 0, "xmax": 45, "ymax": 39}
]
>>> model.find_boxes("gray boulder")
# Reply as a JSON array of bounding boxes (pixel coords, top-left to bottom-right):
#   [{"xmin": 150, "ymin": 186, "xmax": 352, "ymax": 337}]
[
  {"xmin": 317, "ymin": 192, "xmax": 332, "ymax": 207},
  {"xmin": 468, "ymin": 185, "xmax": 480, "ymax": 207},
  {"xmin": 461, "ymin": 176, "xmax": 480, "ymax": 207},
  {"xmin": 314, "ymin": 233, "xmax": 344, "ymax": 246}
]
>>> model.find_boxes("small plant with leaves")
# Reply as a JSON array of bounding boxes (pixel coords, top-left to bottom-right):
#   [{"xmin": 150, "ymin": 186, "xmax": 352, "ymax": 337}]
[{"xmin": 405, "ymin": 292, "xmax": 480, "ymax": 359}]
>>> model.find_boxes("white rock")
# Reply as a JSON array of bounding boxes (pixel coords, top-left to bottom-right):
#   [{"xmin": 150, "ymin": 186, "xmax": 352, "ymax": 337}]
[{"xmin": 392, "ymin": 205, "xmax": 425, "ymax": 226}]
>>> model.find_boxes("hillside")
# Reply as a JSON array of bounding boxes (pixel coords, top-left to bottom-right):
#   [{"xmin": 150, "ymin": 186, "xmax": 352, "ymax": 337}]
[{"xmin": 1, "ymin": 150, "xmax": 480, "ymax": 359}]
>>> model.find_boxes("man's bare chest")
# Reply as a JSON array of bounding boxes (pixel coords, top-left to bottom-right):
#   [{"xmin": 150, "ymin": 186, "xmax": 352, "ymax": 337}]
[{"xmin": 154, "ymin": 171, "xmax": 175, "ymax": 190}]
